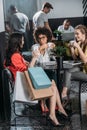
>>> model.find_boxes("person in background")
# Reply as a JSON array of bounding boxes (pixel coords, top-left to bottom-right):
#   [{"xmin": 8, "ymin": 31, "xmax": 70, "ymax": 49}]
[
  {"xmin": 33, "ymin": 2, "xmax": 55, "ymax": 40},
  {"xmin": 9, "ymin": 5, "xmax": 30, "ymax": 51},
  {"xmin": 4, "ymin": 32, "xmax": 67, "ymax": 127},
  {"xmin": 61, "ymin": 24, "xmax": 87, "ymax": 101},
  {"xmin": 58, "ymin": 19, "xmax": 74, "ymax": 33},
  {"xmin": 5, "ymin": 21, "xmax": 12, "ymax": 47}
]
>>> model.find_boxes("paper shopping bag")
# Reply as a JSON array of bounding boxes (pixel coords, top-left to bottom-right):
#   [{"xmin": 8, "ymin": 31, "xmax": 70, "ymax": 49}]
[
  {"xmin": 28, "ymin": 67, "xmax": 52, "ymax": 89},
  {"xmin": 24, "ymin": 71, "xmax": 53, "ymax": 100}
]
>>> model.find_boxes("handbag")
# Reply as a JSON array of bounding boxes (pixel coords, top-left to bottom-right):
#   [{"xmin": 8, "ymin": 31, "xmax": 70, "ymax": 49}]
[{"xmin": 24, "ymin": 70, "xmax": 53, "ymax": 100}]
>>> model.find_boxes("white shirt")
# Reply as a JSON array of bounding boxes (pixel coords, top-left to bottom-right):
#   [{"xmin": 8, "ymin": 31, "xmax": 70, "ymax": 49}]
[
  {"xmin": 31, "ymin": 42, "xmax": 53, "ymax": 63},
  {"xmin": 58, "ymin": 25, "xmax": 74, "ymax": 33},
  {"xmin": 33, "ymin": 10, "xmax": 48, "ymax": 30}
]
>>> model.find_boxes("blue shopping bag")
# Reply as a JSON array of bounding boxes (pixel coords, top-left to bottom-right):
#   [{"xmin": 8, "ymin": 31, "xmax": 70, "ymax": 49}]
[{"xmin": 28, "ymin": 67, "xmax": 52, "ymax": 89}]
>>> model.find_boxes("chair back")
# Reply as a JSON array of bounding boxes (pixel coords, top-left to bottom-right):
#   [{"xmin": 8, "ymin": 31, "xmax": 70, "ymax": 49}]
[{"xmin": 2, "ymin": 68, "xmax": 14, "ymax": 121}]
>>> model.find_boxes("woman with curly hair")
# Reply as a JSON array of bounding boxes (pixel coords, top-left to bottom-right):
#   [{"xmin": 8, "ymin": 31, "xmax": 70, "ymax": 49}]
[{"xmin": 32, "ymin": 27, "xmax": 55, "ymax": 63}]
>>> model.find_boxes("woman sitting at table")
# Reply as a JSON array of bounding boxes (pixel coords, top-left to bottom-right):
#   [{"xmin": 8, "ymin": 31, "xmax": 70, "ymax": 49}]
[
  {"xmin": 32, "ymin": 27, "xmax": 56, "ymax": 112},
  {"xmin": 4, "ymin": 32, "xmax": 67, "ymax": 127},
  {"xmin": 32, "ymin": 27, "xmax": 55, "ymax": 63},
  {"xmin": 62, "ymin": 24, "xmax": 87, "ymax": 101}
]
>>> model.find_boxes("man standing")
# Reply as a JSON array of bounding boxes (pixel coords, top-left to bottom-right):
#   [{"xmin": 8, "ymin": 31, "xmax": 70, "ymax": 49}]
[
  {"xmin": 9, "ymin": 5, "xmax": 30, "ymax": 51},
  {"xmin": 33, "ymin": 2, "xmax": 54, "ymax": 38}
]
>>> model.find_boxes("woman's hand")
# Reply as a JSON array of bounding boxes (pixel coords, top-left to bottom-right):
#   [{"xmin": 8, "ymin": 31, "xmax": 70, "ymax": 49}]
[
  {"xmin": 32, "ymin": 50, "xmax": 40, "ymax": 59},
  {"xmin": 73, "ymin": 41, "xmax": 80, "ymax": 48},
  {"xmin": 48, "ymin": 42, "xmax": 55, "ymax": 49}
]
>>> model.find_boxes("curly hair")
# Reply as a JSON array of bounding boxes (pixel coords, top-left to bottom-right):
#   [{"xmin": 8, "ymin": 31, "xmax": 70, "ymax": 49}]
[
  {"xmin": 5, "ymin": 32, "xmax": 24, "ymax": 66},
  {"xmin": 33, "ymin": 27, "xmax": 52, "ymax": 43}
]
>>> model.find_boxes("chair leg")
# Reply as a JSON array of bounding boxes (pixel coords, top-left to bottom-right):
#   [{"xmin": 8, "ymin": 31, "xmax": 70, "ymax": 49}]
[{"xmin": 79, "ymin": 82, "xmax": 82, "ymax": 121}]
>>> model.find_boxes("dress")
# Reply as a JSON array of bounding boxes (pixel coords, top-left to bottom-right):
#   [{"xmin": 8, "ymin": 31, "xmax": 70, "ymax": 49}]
[
  {"xmin": 33, "ymin": 10, "xmax": 48, "ymax": 30},
  {"xmin": 58, "ymin": 25, "xmax": 74, "ymax": 33},
  {"xmin": 5, "ymin": 52, "xmax": 28, "ymax": 80}
]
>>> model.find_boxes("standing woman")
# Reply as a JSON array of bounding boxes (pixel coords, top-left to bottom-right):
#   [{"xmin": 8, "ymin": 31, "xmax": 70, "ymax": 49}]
[
  {"xmin": 4, "ymin": 32, "xmax": 67, "ymax": 127},
  {"xmin": 62, "ymin": 24, "xmax": 87, "ymax": 99}
]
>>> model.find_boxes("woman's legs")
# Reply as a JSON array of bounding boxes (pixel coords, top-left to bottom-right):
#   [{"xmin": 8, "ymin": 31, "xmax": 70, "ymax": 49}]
[
  {"xmin": 49, "ymin": 80, "xmax": 61, "ymax": 125},
  {"xmin": 51, "ymin": 80, "xmax": 68, "ymax": 116},
  {"xmin": 40, "ymin": 99, "xmax": 49, "ymax": 112},
  {"xmin": 62, "ymin": 67, "xmax": 80, "ymax": 98}
]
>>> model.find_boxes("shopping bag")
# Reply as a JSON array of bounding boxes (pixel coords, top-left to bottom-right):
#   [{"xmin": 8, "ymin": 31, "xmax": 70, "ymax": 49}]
[
  {"xmin": 28, "ymin": 67, "xmax": 52, "ymax": 89},
  {"xmin": 24, "ymin": 71, "xmax": 53, "ymax": 100},
  {"xmin": 13, "ymin": 71, "xmax": 38, "ymax": 104}
]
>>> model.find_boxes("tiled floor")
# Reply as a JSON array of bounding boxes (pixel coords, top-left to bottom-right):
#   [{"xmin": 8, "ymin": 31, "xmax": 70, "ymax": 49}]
[{"xmin": 0, "ymin": 81, "xmax": 87, "ymax": 130}]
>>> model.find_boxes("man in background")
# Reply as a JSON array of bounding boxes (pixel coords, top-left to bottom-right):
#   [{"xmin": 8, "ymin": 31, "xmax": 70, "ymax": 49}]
[
  {"xmin": 9, "ymin": 5, "xmax": 30, "ymax": 51},
  {"xmin": 33, "ymin": 2, "xmax": 55, "ymax": 39},
  {"xmin": 58, "ymin": 19, "xmax": 74, "ymax": 33}
]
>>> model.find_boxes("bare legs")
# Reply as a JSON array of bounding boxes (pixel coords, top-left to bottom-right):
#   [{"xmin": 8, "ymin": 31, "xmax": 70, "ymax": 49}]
[
  {"xmin": 49, "ymin": 80, "xmax": 68, "ymax": 125},
  {"xmin": 61, "ymin": 87, "xmax": 68, "ymax": 98}
]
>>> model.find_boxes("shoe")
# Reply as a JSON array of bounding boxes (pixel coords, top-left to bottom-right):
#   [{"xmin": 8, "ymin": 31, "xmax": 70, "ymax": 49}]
[
  {"xmin": 40, "ymin": 103, "xmax": 49, "ymax": 113},
  {"xmin": 62, "ymin": 96, "xmax": 68, "ymax": 101},
  {"xmin": 47, "ymin": 116, "xmax": 65, "ymax": 127},
  {"xmin": 57, "ymin": 111, "xmax": 69, "ymax": 120},
  {"xmin": 62, "ymin": 96, "xmax": 70, "ymax": 108}
]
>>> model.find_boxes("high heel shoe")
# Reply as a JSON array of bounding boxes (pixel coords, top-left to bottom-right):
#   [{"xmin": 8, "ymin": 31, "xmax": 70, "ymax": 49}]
[
  {"xmin": 57, "ymin": 111, "xmax": 69, "ymax": 120},
  {"xmin": 40, "ymin": 103, "xmax": 49, "ymax": 113},
  {"xmin": 47, "ymin": 116, "xmax": 65, "ymax": 127}
]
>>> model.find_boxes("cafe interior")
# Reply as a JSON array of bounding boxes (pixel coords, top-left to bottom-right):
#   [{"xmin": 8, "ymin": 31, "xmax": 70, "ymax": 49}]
[{"xmin": 0, "ymin": 0, "xmax": 87, "ymax": 130}]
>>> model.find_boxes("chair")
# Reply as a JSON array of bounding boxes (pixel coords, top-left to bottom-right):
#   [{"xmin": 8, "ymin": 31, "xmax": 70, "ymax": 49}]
[
  {"xmin": 71, "ymin": 77, "xmax": 87, "ymax": 118},
  {"xmin": 2, "ymin": 68, "xmax": 14, "ymax": 121},
  {"xmin": 13, "ymin": 71, "xmax": 38, "ymax": 117},
  {"xmin": 2, "ymin": 68, "xmax": 47, "ymax": 120}
]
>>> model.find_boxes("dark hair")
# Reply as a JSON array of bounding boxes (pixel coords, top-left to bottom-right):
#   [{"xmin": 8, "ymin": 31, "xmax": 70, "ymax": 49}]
[
  {"xmin": 10, "ymin": 5, "xmax": 18, "ymax": 11},
  {"xmin": 33, "ymin": 27, "xmax": 52, "ymax": 43},
  {"xmin": 5, "ymin": 32, "xmax": 24, "ymax": 66},
  {"xmin": 42, "ymin": 2, "xmax": 53, "ymax": 9},
  {"xmin": 63, "ymin": 19, "xmax": 70, "ymax": 24}
]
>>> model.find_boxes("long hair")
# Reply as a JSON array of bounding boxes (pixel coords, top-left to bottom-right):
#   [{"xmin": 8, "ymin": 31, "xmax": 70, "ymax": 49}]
[
  {"xmin": 5, "ymin": 32, "xmax": 23, "ymax": 66},
  {"xmin": 33, "ymin": 27, "xmax": 52, "ymax": 43},
  {"xmin": 75, "ymin": 25, "xmax": 87, "ymax": 51}
]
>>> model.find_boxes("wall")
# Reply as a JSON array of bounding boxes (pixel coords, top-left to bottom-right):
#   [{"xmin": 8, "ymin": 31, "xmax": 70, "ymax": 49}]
[
  {"xmin": 37, "ymin": 0, "xmax": 83, "ymax": 18},
  {"xmin": 0, "ymin": 0, "xmax": 5, "ymax": 32},
  {"xmin": 4, "ymin": 0, "xmax": 83, "ymax": 21},
  {"xmin": 0, "ymin": 0, "xmax": 6, "ymax": 121},
  {"xmin": 4, "ymin": 0, "xmax": 37, "ymax": 21}
]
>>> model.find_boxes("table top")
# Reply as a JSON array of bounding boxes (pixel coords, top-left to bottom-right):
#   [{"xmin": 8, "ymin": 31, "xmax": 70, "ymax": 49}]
[
  {"xmin": 35, "ymin": 60, "xmax": 82, "ymax": 70},
  {"xmin": 35, "ymin": 61, "xmax": 57, "ymax": 70}
]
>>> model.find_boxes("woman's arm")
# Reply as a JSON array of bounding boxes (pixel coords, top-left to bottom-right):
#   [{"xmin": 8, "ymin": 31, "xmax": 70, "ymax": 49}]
[
  {"xmin": 30, "ymin": 50, "xmax": 39, "ymax": 67},
  {"xmin": 73, "ymin": 42, "xmax": 87, "ymax": 63}
]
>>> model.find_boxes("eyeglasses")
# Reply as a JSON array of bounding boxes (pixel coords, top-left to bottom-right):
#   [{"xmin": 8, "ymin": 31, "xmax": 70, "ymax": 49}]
[{"xmin": 38, "ymin": 36, "xmax": 46, "ymax": 41}]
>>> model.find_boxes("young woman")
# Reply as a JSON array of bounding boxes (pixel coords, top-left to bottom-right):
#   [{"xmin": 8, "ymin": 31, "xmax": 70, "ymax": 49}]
[
  {"xmin": 62, "ymin": 24, "xmax": 87, "ymax": 99},
  {"xmin": 32, "ymin": 27, "xmax": 55, "ymax": 63},
  {"xmin": 4, "ymin": 32, "xmax": 67, "ymax": 127},
  {"xmin": 32, "ymin": 27, "xmax": 56, "ymax": 112}
]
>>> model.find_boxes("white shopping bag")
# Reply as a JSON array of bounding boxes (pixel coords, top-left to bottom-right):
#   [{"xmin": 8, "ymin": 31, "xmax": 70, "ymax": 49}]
[{"xmin": 13, "ymin": 71, "xmax": 38, "ymax": 105}]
